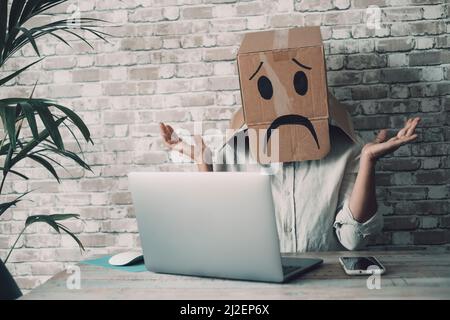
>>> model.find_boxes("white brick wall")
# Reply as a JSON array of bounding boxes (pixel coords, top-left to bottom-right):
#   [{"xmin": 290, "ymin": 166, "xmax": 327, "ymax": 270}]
[{"xmin": 0, "ymin": 0, "xmax": 449, "ymax": 291}]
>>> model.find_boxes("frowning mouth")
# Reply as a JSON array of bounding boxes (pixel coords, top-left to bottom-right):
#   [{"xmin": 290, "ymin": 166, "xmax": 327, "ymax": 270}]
[{"xmin": 264, "ymin": 114, "xmax": 320, "ymax": 152}]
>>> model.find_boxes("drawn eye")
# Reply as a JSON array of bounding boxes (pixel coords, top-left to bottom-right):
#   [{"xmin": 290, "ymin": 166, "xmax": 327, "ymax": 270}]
[
  {"xmin": 293, "ymin": 71, "xmax": 308, "ymax": 96},
  {"xmin": 257, "ymin": 76, "xmax": 273, "ymax": 100}
]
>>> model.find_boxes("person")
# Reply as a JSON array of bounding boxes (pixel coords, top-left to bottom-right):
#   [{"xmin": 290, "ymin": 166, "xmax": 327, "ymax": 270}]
[{"xmin": 159, "ymin": 117, "xmax": 420, "ymax": 253}]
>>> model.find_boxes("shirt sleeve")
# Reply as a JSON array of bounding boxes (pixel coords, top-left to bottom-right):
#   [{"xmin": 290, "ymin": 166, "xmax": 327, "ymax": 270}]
[
  {"xmin": 333, "ymin": 140, "xmax": 384, "ymax": 251},
  {"xmin": 334, "ymin": 199, "xmax": 384, "ymax": 250}
]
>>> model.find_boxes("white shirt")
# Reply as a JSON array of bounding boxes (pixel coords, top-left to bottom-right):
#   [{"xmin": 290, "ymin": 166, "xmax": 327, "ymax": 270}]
[{"xmin": 213, "ymin": 125, "xmax": 383, "ymax": 253}]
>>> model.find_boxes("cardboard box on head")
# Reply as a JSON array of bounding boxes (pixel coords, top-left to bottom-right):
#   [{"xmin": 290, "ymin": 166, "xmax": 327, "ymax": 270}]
[{"xmin": 231, "ymin": 26, "xmax": 356, "ymax": 164}]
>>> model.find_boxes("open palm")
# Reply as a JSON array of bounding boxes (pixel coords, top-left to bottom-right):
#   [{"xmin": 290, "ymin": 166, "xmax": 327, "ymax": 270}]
[
  {"xmin": 159, "ymin": 122, "xmax": 209, "ymax": 163},
  {"xmin": 362, "ymin": 117, "xmax": 420, "ymax": 161}
]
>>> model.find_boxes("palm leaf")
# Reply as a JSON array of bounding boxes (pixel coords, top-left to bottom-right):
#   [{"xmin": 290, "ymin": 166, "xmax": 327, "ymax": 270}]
[
  {"xmin": 79, "ymin": 27, "xmax": 110, "ymax": 42},
  {"xmin": 32, "ymin": 1, "xmax": 67, "ymax": 18},
  {"xmin": 0, "ymin": 104, "xmax": 18, "ymax": 149},
  {"xmin": 1, "ymin": 0, "xmax": 108, "ymax": 65},
  {"xmin": 49, "ymin": 213, "xmax": 81, "ymax": 221},
  {"xmin": 0, "ymin": 167, "xmax": 29, "ymax": 180},
  {"xmin": 4, "ymin": 210, "xmax": 84, "ymax": 263},
  {"xmin": 4, "ymin": 17, "xmax": 109, "ymax": 63},
  {"xmin": 9, "ymin": 116, "xmax": 66, "ymax": 168},
  {"xmin": 8, "ymin": 0, "xmax": 27, "ymax": 33},
  {"xmin": 0, "ymin": 0, "xmax": 7, "ymax": 59},
  {"xmin": 28, "ymin": 79, "xmax": 38, "ymax": 100},
  {"xmin": 19, "ymin": 101, "xmax": 39, "ymax": 138},
  {"xmin": 53, "ymin": 103, "xmax": 91, "ymax": 142},
  {"xmin": 36, "ymin": 103, "xmax": 64, "ymax": 150},
  {"xmin": 31, "ymin": 150, "xmax": 65, "ymax": 167},
  {"xmin": 26, "ymin": 213, "xmax": 81, "ymax": 228},
  {"xmin": 34, "ymin": 145, "xmax": 91, "ymax": 171},
  {"xmin": 0, "ymin": 102, "xmax": 19, "ymax": 175},
  {"xmin": 0, "ymin": 97, "xmax": 53, "ymax": 105},
  {"xmin": 0, "ymin": 0, "xmax": 105, "ymax": 263},
  {"xmin": 0, "ymin": 98, "xmax": 92, "ymax": 146},
  {"xmin": 47, "ymin": 30, "xmax": 71, "ymax": 48},
  {"xmin": 18, "ymin": 0, "xmax": 41, "ymax": 25},
  {"xmin": 61, "ymin": 120, "xmax": 84, "ymax": 155},
  {"xmin": 60, "ymin": 29, "xmax": 94, "ymax": 50},
  {"xmin": 58, "ymin": 222, "xmax": 85, "ymax": 251},
  {"xmin": 16, "ymin": 26, "xmax": 40, "ymax": 56},
  {"xmin": 2, "ymin": 147, "xmax": 14, "ymax": 174},
  {"xmin": 26, "ymin": 214, "xmax": 61, "ymax": 232},
  {"xmin": 0, "ymin": 58, "xmax": 43, "ymax": 86},
  {"xmin": 25, "ymin": 213, "xmax": 85, "ymax": 251},
  {"xmin": 44, "ymin": 115, "xmax": 87, "ymax": 162},
  {"xmin": 28, "ymin": 153, "xmax": 60, "ymax": 182},
  {"xmin": 0, "ymin": 141, "xmax": 9, "ymax": 155},
  {"xmin": 0, "ymin": 191, "xmax": 31, "ymax": 217}
]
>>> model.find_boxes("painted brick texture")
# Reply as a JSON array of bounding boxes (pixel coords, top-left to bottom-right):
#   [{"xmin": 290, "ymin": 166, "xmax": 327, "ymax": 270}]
[{"xmin": 0, "ymin": 0, "xmax": 449, "ymax": 291}]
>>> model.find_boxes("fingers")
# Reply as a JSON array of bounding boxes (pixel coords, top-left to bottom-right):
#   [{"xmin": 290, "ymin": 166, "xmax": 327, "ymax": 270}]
[
  {"xmin": 159, "ymin": 123, "xmax": 171, "ymax": 143},
  {"xmin": 160, "ymin": 122, "xmax": 174, "ymax": 136},
  {"xmin": 401, "ymin": 133, "xmax": 418, "ymax": 144},
  {"xmin": 397, "ymin": 118, "xmax": 412, "ymax": 137},
  {"xmin": 159, "ymin": 122, "xmax": 180, "ymax": 145},
  {"xmin": 159, "ymin": 122, "xmax": 172, "ymax": 135},
  {"xmin": 166, "ymin": 124, "xmax": 174, "ymax": 136},
  {"xmin": 391, "ymin": 133, "xmax": 418, "ymax": 149},
  {"xmin": 397, "ymin": 117, "xmax": 420, "ymax": 138},
  {"xmin": 405, "ymin": 117, "xmax": 420, "ymax": 136},
  {"xmin": 374, "ymin": 129, "xmax": 388, "ymax": 143},
  {"xmin": 159, "ymin": 122, "xmax": 167, "ymax": 135},
  {"xmin": 169, "ymin": 127, "xmax": 180, "ymax": 144}
]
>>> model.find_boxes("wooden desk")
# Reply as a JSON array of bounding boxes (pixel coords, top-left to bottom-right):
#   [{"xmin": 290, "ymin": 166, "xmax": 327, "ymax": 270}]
[{"xmin": 22, "ymin": 250, "xmax": 450, "ymax": 300}]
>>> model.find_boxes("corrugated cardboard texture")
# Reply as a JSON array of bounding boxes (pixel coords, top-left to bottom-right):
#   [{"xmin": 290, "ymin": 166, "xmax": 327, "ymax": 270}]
[
  {"xmin": 328, "ymin": 93, "xmax": 357, "ymax": 143},
  {"xmin": 248, "ymin": 119, "xmax": 330, "ymax": 163},
  {"xmin": 229, "ymin": 107, "xmax": 244, "ymax": 130},
  {"xmin": 238, "ymin": 27, "xmax": 323, "ymax": 54},
  {"xmin": 237, "ymin": 26, "xmax": 330, "ymax": 163},
  {"xmin": 227, "ymin": 92, "xmax": 356, "ymax": 145}
]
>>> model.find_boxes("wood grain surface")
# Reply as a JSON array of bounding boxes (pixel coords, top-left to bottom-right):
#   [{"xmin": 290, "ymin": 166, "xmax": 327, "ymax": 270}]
[{"xmin": 22, "ymin": 250, "xmax": 450, "ymax": 300}]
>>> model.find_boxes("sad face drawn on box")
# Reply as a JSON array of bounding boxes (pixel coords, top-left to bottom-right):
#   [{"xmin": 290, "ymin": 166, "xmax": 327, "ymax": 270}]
[
  {"xmin": 248, "ymin": 56, "xmax": 320, "ymax": 153},
  {"xmin": 232, "ymin": 27, "xmax": 356, "ymax": 164}
]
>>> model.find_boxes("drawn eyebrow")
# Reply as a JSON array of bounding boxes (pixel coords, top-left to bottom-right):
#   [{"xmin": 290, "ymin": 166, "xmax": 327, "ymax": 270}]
[
  {"xmin": 249, "ymin": 62, "xmax": 263, "ymax": 80},
  {"xmin": 292, "ymin": 58, "xmax": 312, "ymax": 70}
]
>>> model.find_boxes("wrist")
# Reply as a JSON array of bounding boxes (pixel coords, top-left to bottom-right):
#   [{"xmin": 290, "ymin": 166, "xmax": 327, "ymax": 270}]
[
  {"xmin": 193, "ymin": 145, "xmax": 212, "ymax": 165},
  {"xmin": 360, "ymin": 152, "xmax": 376, "ymax": 168}
]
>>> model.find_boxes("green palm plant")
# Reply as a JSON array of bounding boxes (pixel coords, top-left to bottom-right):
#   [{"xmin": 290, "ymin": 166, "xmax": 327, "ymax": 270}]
[{"xmin": 0, "ymin": 0, "xmax": 107, "ymax": 296}]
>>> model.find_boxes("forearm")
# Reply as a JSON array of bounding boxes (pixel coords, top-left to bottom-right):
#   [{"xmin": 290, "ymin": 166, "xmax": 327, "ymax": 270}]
[
  {"xmin": 197, "ymin": 163, "xmax": 213, "ymax": 172},
  {"xmin": 194, "ymin": 145, "xmax": 213, "ymax": 172},
  {"xmin": 348, "ymin": 117, "xmax": 420, "ymax": 223},
  {"xmin": 348, "ymin": 155, "xmax": 378, "ymax": 223}
]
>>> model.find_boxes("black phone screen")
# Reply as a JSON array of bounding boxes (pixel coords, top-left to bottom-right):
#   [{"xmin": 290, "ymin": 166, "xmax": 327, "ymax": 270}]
[{"xmin": 340, "ymin": 256, "xmax": 383, "ymax": 271}]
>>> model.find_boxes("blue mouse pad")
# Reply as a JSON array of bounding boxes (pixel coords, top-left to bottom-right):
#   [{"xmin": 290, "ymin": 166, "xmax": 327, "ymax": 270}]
[{"xmin": 80, "ymin": 255, "xmax": 147, "ymax": 273}]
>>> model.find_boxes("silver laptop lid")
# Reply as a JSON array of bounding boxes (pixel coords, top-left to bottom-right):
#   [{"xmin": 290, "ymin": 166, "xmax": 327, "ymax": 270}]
[{"xmin": 129, "ymin": 172, "xmax": 284, "ymax": 282}]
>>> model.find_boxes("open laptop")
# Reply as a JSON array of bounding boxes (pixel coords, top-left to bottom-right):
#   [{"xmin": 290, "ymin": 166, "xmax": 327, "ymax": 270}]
[{"xmin": 129, "ymin": 172, "xmax": 323, "ymax": 283}]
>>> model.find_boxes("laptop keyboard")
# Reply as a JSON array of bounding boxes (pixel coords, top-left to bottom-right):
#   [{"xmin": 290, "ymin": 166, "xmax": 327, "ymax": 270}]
[{"xmin": 282, "ymin": 265, "xmax": 300, "ymax": 275}]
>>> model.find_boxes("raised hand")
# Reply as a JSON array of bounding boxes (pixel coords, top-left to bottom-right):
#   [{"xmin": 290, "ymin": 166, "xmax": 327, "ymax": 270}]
[
  {"xmin": 159, "ymin": 122, "xmax": 186, "ymax": 154},
  {"xmin": 159, "ymin": 122, "xmax": 211, "ymax": 165},
  {"xmin": 361, "ymin": 117, "xmax": 420, "ymax": 162}
]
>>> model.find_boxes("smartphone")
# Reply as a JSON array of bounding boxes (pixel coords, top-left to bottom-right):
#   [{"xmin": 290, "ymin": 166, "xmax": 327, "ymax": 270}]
[{"xmin": 339, "ymin": 256, "xmax": 386, "ymax": 276}]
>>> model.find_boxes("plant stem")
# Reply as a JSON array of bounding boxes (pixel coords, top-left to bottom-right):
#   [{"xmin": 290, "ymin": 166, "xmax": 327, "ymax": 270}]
[
  {"xmin": 0, "ymin": 173, "xmax": 6, "ymax": 195},
  {"xmin": 4, "ymin": 226, "xmax": 26, "ymax": 264}
]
